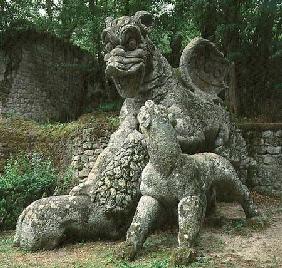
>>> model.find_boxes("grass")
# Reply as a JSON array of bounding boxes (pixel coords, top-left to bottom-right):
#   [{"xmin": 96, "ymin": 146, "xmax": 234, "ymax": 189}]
[
  {"xmin": 0, "ymin": 111, "xmax": 119, "ymax": 140},
  {"xmin": 0, "ymin": 223, "xmax": 243, "ymax": 268},
  {"xmin": 0, "ymin": 229, "xmax": 217, "ymax": 268},
  {"xmin": 0, "ymin": 231, "xmax": 173, "ymax": 268},
  {"xmin": 1, "ymin": 200, "xmax": 281, "ymax": 268}
]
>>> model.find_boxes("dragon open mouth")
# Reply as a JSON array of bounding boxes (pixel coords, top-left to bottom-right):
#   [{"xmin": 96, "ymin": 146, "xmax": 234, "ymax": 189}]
[{"xmin": 106, "ymin": 59, "xmax": 145, "ymax": 98}]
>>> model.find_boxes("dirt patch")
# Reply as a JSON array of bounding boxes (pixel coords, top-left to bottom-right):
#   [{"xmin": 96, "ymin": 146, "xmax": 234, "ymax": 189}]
[{"xmin": 198, "ymin": 200, "xmax": 282, "ymax": 268}]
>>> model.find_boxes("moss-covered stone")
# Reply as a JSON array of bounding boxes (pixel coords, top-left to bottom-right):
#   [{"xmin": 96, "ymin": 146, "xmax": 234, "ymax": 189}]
[{"xmin": 0, "ymin": 111, "xmax": 119, "ymax": 173}]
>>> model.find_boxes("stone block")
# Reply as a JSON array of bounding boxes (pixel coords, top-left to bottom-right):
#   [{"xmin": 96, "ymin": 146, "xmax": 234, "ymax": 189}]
[
  {"xmin": 76, "ymin": 148, "xmax": 84, "ymax": 155},
  {"xmin": 263, "ymin": 155, "xmax": 274, "ymax": 165},
  {"xmin": 92, "ymin": 143, "xmax": 98, "ymax": 150},
  {"xmin": 78, "ymin": 168, "xmax": 89, "ymax": 178},
  {"xmin": 82, "ymin": 133, "xmax": 91, "ymax": 142},
  {"xmin": 88, "ymin": 156, "xmax": 97, "ymax": 162},
  {"xmin": 266, "ymin": 146, "xmax": 281, "ymax": 155},
  {"xmin": 255, "ymin": 145, "xmax": 267, "ymax": 155},
  {"xmin": 254, "ymin": 138, "xmax": 264, "ymax": 146},
  {"xmin": 83, "ymin": 162, "xmax": 89, "ymax": 168},
  {"xmin": 84, "ymin": 150, "xmax": 94, "ymax": 156},
  {"xmin": 95, "ymin": 149, "xmax": 103, "ymax": 155},
  {"xmin": 275, "ymin": 130, "xmax": 282, "ymax": 137},
  {"xmin": 264, "ymin": 136, "xmax": 276, "ymax": 145},
  {"xmin": 73, "ymin": 155, "xmax": 80, "ymax": 161},
  {"xmin": 80, "ymin": 155, "xmax": 89, "ymax": 162},
  {"xmin": 74, "ymin": 140, "xmax": 83, "ymax": 147},
  {"xmin": 86, "ymin": 162, "xmax": 95, "ymax": 170},
  {"xmin": 83, "ymin": 142, "xmax": 92, "ymax": 149},
  {"xmin": 262, "ymin": 130, "xmax": 273, "ymax": 138},
  {"xmin": 71, "ymin": 161, "xmax": 80, "ymax": 168}
]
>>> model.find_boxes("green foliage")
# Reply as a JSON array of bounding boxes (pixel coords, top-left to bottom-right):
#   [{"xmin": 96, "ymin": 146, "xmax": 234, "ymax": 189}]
[
  {"xmin": 107, "ymin": 116, "xmax": 120, "ymax": 129},
  {"xmin": 54, "ymin": 167, "xmax": 76, "ymax": 195},
  {"xmin": 0, "ymin": 153, "xmax": 58, "ymax": 230},
  {"xmin": 98, "ymin": 100, "xmax": 123, "ymax": 112},
  {"xmin": 117, "ymin": 260, "xmax": 169, "ymax": 268},
  {"xmin": 1, "ymin": 1, "xmax": 281, "ymax": 119}
]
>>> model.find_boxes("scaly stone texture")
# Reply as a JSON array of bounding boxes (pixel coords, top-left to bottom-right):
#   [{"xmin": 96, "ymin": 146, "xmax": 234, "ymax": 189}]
[
  {"xmin": 71, "ymin": 127, "xmax": 111, "ymax": 181},
  {"xmin": 0, "ymin": 30, "xmax": 104, "ymax": 122},
  {"xmin": 239, "ymin": 124, "xmax": 282, "ymax": 197}
]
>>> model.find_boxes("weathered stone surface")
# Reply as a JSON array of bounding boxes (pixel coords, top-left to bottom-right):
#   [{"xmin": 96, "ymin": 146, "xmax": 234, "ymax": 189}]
[
  {"xmin": 123, "ymin": 101, "xmax": 259, "ymax": 261},
  {"xmin": 15, "ymin": 11, "xmax": 254, "ymax": 251},
  {"xmin": 14, "ymin": 195, "xmax": 123, "ymax": 251},
  {"xmin": 69, "ymin": 128, "xmax": 111, "ymax": 180},
  {"xmin": 180, "ymin": 37, "xmax": 229, "ymax": 97},
  {"xmin": 262, "ymin": 130, "xmax": 273, "ymax": 138},
  {"xmin": 275, "ymin": 130, "xmax": 282, "ymax": 137},
  {"xmin": 0, "ymin": 30, "xmax": 104, "ymax": 122},
  {"xmin": 78, "ymin": 168, "xmax": 89, "ymax": 178},
  {"xmin": 14, "ymin": 195, "xmax": 90, "ymax": 250}
]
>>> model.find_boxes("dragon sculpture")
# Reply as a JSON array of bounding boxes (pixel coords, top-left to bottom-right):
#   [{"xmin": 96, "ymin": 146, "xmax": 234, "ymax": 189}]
[{"xmin": 14, "ymin": 11, "xmax": 252, "ymax": 251}]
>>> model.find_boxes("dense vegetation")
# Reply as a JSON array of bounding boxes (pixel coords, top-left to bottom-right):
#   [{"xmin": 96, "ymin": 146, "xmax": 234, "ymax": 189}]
[
  {"xmin": 0, "ymin": 0, "xmax": 281, "ymax": 119},
  {"xmin": 0, "ymin": 153, "xmax": 59, "ymax": 229}
]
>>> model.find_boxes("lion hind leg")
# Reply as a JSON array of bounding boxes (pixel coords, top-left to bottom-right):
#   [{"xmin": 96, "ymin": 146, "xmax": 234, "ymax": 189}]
[{"xmin": 214, "ymin": 168, "xmax": 259, "ymax": 218}]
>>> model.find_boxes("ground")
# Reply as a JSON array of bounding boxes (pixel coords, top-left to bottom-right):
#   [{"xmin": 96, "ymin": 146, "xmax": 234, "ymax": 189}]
[{"xmin": 0, "ymin": 193, "xmax": 281, "ymax": 268}]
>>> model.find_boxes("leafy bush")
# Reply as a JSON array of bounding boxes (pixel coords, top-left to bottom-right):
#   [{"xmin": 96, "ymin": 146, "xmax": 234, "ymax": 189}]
[
  {"xmin": 0, "ymin": 153, "xmax": 58, "ymax": 230},
  {"xmin": 54, "ymin": 167, "xmax": 76, "ymax": 195}
]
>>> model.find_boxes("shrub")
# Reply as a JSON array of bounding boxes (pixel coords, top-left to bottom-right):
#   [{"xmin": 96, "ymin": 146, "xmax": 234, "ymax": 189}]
[
  {"xmin": 0, "ymin": 153, "xmax": 58, "ymax": 230},
  {"xmin": 54, "ymin": 167, "xmax": 76, "ymax": 195}
]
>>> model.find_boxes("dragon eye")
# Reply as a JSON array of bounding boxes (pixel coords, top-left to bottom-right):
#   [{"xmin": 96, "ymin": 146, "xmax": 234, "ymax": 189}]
[
  {"xmin": 105, "ymin": 42, "xmax": 113, "ymax": 52},
  {"xmin": 127, "ymin": 38, "xmax": 137, "ymax": 51}
]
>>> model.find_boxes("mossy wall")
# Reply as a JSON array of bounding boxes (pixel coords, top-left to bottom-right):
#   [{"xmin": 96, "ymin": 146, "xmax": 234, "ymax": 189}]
[
  {"xmin": 0, "ymin": 30, "xmax": 110, "ymax": 122},
  {"xmin": 239, "ymin": 123, "xmax": 282, "ymax": 197},
  {"xmin": 0, "ymin": 112, "xmax": 119, "ymax": 177}
]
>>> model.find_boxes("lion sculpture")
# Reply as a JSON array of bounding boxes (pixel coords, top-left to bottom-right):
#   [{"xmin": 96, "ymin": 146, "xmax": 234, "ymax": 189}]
[{"xmin": 123, "ymin": 100, "xmax": 258, "ymax": 264}]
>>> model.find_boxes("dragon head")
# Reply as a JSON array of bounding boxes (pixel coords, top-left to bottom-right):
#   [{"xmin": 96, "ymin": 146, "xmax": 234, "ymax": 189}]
[{"xmin": 102, "ymin": 11, "xmax": 154, "ymax": 98}]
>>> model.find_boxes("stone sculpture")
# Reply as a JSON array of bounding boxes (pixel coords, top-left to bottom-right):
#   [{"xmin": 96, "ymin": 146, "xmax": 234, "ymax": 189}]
[
  {"xmin": 14, "ymin": 196, "xmax": 90, "ymax": 250},
  {"xmin": 14, "ymin": 11, "xmax": 251, "ymax": 251},
  {"xmin": 123, "ymin": 100, "xmax": 259, "ymax": 263}
]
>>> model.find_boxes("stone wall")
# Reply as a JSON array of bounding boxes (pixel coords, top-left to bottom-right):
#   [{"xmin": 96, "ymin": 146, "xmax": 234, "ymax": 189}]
[
  {"xmin": 0, "ymin": 124, "xmax": 111, "ymax": 189},
  {"xmin": 0, "ymin": 113, "xmax": 117, "ymax": 192},
  {"xmin": 0, "ymin": 117, "xmax": 74, "ymax": 175},
  {"xmin": 239, "ymin": 123, "xmax": 282, "ymax": 197},
  {"xmin": 0, "ymin": 30, "xmax": 105, "ymax": 122},
  {"xmin": 0, "ymin": 113, "xmax": 281, "ymax": 198},
  {"xmin": 70, "ymin": 124, "xmax": 282, "ymax": 198},
  {"xmin": 70, "ymin": 127, "xmax": 111, "ymax": 180}
]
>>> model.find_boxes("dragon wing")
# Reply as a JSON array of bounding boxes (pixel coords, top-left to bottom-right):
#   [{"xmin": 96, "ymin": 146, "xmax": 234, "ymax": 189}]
[{"xmin": 179, "ymin": 37, "xmax": 230, "ymax": 97}]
